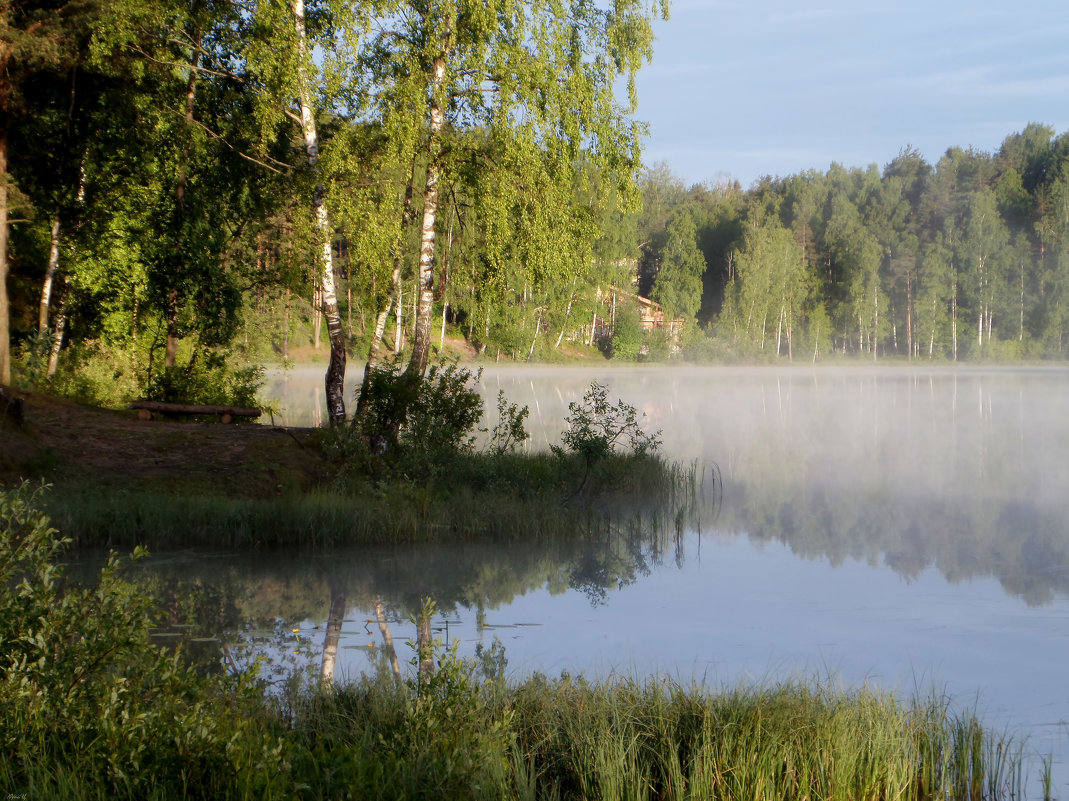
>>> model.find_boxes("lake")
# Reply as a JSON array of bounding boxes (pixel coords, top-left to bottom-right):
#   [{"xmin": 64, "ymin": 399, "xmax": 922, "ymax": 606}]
[{"xmin": 155, "ymin": 365, "xmax": 1069, "ymax": 795}]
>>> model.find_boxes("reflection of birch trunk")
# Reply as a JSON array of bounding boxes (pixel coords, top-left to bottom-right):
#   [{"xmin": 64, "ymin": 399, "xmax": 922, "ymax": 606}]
[
  {"xmin": 320, "ymin": 588, "xmax": 345, "ymax": 683},
  {"xmin": 373, "ymin": 599, "xmax": 401, "ymax": 682}
]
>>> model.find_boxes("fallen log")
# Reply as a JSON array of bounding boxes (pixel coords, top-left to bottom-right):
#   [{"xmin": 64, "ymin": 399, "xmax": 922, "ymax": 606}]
[{"xmin": 129, "ymin": 400, "xmax": 261, "ymax": 423}]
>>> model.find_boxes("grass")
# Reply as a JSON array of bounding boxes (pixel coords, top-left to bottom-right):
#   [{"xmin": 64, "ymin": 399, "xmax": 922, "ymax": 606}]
[
  {"xmin": 37, "ymin": 451, "xmax": 711, "ymax": 550},
  {"xmin": 267, "ymin": 665, "xmax": 1026, "ymax": 801}
]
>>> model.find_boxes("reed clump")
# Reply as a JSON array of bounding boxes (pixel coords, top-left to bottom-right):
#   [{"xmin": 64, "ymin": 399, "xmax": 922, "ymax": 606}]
[{"xmin": 279, "ymin": 666, "xmax": 1024, "ymax": 801}]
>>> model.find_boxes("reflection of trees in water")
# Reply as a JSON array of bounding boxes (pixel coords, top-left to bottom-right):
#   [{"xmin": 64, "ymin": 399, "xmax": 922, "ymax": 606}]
[
  {"xmin": 108, "ymin": 496, "xmax": 706, "ymax": 675},
  {"xmin": 722, "ymin": 479, "xmax": 1069, "ymax": 607},
  {"xmin": 704, "ymin": 369, "xmax": 1069, "ymax": 607}
]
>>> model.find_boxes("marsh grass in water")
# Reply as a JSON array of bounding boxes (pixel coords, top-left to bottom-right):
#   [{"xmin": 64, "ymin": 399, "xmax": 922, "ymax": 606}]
[{"xmin": 39, "ymin": 452, "xmax": 709, "ymax": 550}]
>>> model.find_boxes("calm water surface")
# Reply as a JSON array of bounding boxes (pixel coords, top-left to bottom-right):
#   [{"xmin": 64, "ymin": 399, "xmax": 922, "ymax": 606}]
[{"xmin": 180, "ymin": 366, "xmax": 1069, "ymax": 793}]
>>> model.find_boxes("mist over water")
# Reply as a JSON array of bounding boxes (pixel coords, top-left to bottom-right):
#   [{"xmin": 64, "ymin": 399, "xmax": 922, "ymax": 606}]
[{"xmin": 259, "ymin": 364, "xmax": 1069, "ymax": 793}]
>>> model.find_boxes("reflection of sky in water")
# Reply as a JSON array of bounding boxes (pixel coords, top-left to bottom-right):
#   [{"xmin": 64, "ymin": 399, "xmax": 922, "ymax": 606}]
[{"xmin": 264, "ymin": 365, "xmax": 1069, "ymax": 795}]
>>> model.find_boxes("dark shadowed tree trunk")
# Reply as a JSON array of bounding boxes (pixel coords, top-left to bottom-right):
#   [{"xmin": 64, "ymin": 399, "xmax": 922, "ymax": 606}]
[{"xmin": 0, "ymin": 125, "xmax": 9, "ymax": 385}]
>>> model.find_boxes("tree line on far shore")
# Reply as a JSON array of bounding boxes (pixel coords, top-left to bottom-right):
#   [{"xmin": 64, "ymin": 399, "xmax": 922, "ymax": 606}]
[{"xmin": 639, "ymin": 124, "xmax": 1069, "ymax": 364}]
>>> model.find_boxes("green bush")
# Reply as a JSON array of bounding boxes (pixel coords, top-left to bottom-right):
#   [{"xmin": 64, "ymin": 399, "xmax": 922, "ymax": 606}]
[
  {"xmin": 642, "ymin": 326, "xmax": 673, "ymax": 362},
  {"xmin": 343, "ymin": 358, "xmax": 486, "ymax": 481},
  {"xmin": 552, "ymin": 381, "xmax": 662, "ymax": 499},
  {"xmin": 609, "ymin": 307, "xmax": 643, "ymax": 360},
  {"xmin": 0, "ymin": 482, "xmax": 287, "ymax": 799},
  {"xmin": 145, "ymin": 351, "xmax": 265, "ymax": 408},
  {"xmin": 11, "ymin": 330, "xmax": 57, "ymax": 391}
]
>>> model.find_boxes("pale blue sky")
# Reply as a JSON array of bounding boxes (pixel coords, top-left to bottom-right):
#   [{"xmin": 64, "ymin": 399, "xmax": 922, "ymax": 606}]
[{"xmin": 633, "ymin": 0, "xmax": 1069, "ymax": 187}]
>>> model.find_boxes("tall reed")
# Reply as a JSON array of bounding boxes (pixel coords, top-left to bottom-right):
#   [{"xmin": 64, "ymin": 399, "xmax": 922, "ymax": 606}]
[{"xmin": 282, "ymin": 667, "xmax": 1025, "ymax": 801}]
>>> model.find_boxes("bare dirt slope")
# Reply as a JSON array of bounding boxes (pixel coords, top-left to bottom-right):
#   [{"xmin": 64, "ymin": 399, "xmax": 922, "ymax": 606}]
[{"xmin": 1, "ymin": 387, "xmax": 329, "ymax": 496}]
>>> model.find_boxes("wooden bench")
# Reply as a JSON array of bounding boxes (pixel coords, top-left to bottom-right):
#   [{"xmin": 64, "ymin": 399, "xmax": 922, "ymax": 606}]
[{"xmin": 129, "ymin": 400, "xmax": 262, "ymax": 424}]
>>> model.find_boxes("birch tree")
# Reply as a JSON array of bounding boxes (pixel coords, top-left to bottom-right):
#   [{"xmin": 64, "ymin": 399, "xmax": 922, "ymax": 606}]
[
  {"xmin": 247, "ymin": 0, "xmax": 371, "ymax": 423},
  {"xmin": 290, "ymin": 0, "xmax": 346, "ymax": 422},
  {"xmin": 359, "ymin": 0, "xmax": 668, "ymax": 382},
  {"xmin": 960, "ymin": 187, "xmax": 1010, "ymax": 355},
  {"xmin": 0, "ymin": 0, "xmax": 96, "ymax": 384},
  {"xmin": 730, "ymin": 219, "xmax": 807, "ymax": 355}
]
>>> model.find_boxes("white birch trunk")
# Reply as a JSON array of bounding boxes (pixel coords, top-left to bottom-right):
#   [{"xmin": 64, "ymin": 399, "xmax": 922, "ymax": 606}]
[
  {"xmin": 872, "ymin": 281, "xmax": 879, "ymax": 361},
  {"xmin": 39, "ymin": 214, "xmax": 61, "ymax": 333},
  {"xmin": 527, "ymin": 306, "xmax": 542, "ymax": 361},
  {"xmin": 407, "ymin": 16, "xmax": 453, "ymax": 378},
  {"xmin": 47, "ymin": 286, "xmax": 67, "ymax": 377},
  {"xmin": 951, "ymin": 285, "xmax": 958, "ymax": 361},
  {"xmin": 439, "ymin": 292, "xmax": 448, "ymax": 350},
  {"xmin": 776, "ymin": 305, "xmax": 783, "ymax": 356},
  {"xmin": 394, "ymin": 285, "xmax": 403, "ymax": 354},
  {"xmin": 294, "ymin": 0, "xmax": 346, "ymax": 423}
]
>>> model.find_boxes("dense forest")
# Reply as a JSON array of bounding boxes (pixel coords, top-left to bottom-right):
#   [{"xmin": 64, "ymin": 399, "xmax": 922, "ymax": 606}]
[
  {"xmin": 643, "ymin": 126, "xmax": 1069, "ymax": 365},
  {"xmin": 5, "ymin": 2, "xmax": 1069, "ymax": 414}
]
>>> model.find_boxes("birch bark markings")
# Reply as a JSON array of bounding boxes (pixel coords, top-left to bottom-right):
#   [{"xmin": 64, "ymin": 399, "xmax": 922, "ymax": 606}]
[
  {"xmin": 406, "ymin": 11, "xmax": 454, "ymax": 379},
  {"xmin": 292, "ymin": 0, "xmax": 346, "ymax": 423}
]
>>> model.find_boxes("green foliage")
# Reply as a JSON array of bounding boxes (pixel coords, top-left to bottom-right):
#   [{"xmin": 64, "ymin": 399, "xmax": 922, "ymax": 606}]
[
  {"xmin": 642, "ymin": 326, "xmax": 673, "ymax": 362},
  {"xmin": 651, "ymin": 210, "xmax": 707, "ymax": 320},
  {"xmin": 145, "ymin": 352, "xmax": 265, "ymax": 408},
  {"xmin": 0, "ymin": 485, "xmax": 1028, "ymax": 800},
  {"xmin": 45, "ymin": 340, "xmax": 144, "ymax": 407},
  {"xmin": 609, "ymin": 305, "xmax": 644, "ymax": 360},
  {"xmin": 555, "ymin": 382, "xmax": 661, "ymax": 465},
  {"xmin": 348, "ymin": 358, "xmax": 485, "ymax": 480},
  {"xmin": 286, "ymin": 656, "xmax": 1022, "ymax": 801},
  {"xmin": 552, "ymin": 382, "xmax": 661, "ymax": 500},
  {"xmin": 12, "ymin": 330, "xmax": 56, "ymax": 391},
  {"xmin": 488, "ymin": 390, "xmax": 530, "ymax": 456},
  {"xmin": 0, "ymin": 482, "xmax": 288, "ymax": 798}
]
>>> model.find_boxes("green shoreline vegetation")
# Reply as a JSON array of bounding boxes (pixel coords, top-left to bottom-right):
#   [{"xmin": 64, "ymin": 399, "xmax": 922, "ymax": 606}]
[{"xmin": 0, "ymin": 482, "xmax": 1038, "ymax": 801}]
